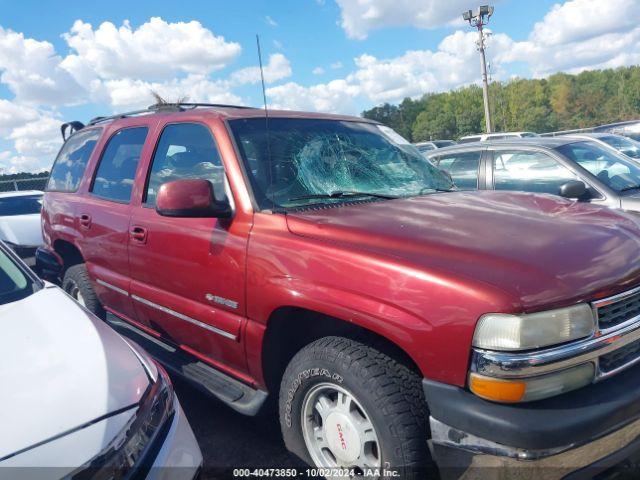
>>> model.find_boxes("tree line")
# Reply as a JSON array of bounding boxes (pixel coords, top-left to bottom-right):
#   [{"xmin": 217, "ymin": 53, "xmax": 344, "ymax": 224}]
[
  {"xmin": 0, "ymin": 171, "xmax": 49, "ymax": 181},
  {"xmin": 362, "ymin": 65, "xmax": 640, "ymax": 142}
]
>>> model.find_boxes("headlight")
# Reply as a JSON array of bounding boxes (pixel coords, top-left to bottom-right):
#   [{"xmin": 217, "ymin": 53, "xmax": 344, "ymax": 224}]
[
  {"xmin": 73, "ymin": 363, "xmax": 174, "ymax": 479},
  {"xmin": 473, "ymin": 304, "xmax": 595, "ymax": 351},
  {"xmin": 469, "ymin": 363, "xmax": 595, "ymax": 403}
]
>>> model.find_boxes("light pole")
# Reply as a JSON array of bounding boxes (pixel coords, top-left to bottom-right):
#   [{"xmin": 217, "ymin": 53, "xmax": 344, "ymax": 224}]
[{"xmin": 463, "ymin": 5, "xmax": 494, "ymax": 133}]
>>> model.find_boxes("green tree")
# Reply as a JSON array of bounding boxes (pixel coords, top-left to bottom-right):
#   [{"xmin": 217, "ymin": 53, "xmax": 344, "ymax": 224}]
[{"xmin": 361, "ymin": 65, "xmax": 640, "ymax": 140}]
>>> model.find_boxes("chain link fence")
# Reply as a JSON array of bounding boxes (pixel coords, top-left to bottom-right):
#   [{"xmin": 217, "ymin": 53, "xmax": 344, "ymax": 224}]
[{"xmin": 0, "ymin": 177, "xmax": 49, "ymax": 192}]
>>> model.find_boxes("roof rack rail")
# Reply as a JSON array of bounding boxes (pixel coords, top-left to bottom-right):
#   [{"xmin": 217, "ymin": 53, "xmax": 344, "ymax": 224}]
[{"xmin": 87, "ymin": 102, "xmax": 256, "ymax": 126}]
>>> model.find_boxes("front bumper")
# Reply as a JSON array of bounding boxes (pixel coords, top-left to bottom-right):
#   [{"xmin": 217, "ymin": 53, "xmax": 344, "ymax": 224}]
[
  {"xmin": 146, "ymin": 395, "xmax": 202, "ymax": 480},
  {"xmin": 424, "ymin": 365, "xmax": 640, "ymax": 479}
]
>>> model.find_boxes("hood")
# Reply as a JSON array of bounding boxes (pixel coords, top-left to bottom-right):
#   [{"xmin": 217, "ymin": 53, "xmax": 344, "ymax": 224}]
[
  {"xmin": 286, "ymin": 191, "xmax": 640, "ymax": 310},
  {"xmin": 620, "ymin": 193, "xmax": 640, "ymax": 213},
  {"xmin": 0, "ymin": 214, "xmax": 43, "ymax": 246},
  {"xmin": 0, "ymin": 287, "xmax": 149, "ymax": 460}
]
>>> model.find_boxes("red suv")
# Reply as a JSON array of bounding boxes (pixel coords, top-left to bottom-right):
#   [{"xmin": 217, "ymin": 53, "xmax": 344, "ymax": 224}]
[{"xmin": 39, "ymin": 103, "xmax": 640, "ymax": 478}]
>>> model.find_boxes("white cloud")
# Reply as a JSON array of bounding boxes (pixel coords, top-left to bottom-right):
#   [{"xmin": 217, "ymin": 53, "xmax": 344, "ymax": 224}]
[
  {"xmin": 265, "ymin": 16, "xmax": 278, "ymax": 27},
  {"xmin": 61, "ymin": 18, "xmax": 241, "ymax": 82},
  {"xmin": 312, "ymin": 66, "xmax": 325, "ymax": 75},
  {"xmin": 0, "ymin": 27, "xmax": 84, "ymax": 105},
  {"xmin": 335, "ymin": 0, "xmax": 481, "ymax": 39},
  {"xmin": 0, "ymin": 153, "xmax": 49, "ymax": 174},
  {"xmin": 268, "ymin": 79, "xmax": 360, "ymax": 113},
  {"xmin": 9, "ymin": 115, "xmax": 61, "ymax": 157},
  {"xmin": 104, "ymin": 75, "xmax": 242, "ymax": 109},
  {"xmin": 268, "ymin": 29, "xmax": 513, "ymax": 111},
  {"xmin": 229, "ymin": 53, "xmax": 292, "ymax": 85},
  {"xmin": 330, "ymin": 61, "xmax": 344, "ymax": 69},
  {"xmin": 0, "ymin": 100, "xmax": 39, "ymax": 132},
  {"xmin": 502, "ymin": 0, "xmax": 640, "ymax": 76},
  {"xmin": 530, "ymin": 0, "xmax": 636, "ymax": 46}
]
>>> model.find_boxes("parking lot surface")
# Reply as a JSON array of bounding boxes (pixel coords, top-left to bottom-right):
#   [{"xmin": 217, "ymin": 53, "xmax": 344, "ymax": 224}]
[{"xmin": 172, "ymin": 376, "xmax": 306, "ymax": 478}]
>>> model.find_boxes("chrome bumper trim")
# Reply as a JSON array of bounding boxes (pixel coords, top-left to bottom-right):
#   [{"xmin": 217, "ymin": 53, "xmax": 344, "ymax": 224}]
[
  {"xmin": 472, "ymin": 317, "xmax": 640, "ymax": 380},
  {"xmin": 430, "ymin": 416, "xmax": 640, "ymax": 479}
]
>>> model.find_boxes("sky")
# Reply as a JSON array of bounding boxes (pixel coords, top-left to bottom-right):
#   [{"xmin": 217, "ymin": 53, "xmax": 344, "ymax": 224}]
[{"xmin": 0, "ymin": 0, "xmax": 638, "ymax": 173}]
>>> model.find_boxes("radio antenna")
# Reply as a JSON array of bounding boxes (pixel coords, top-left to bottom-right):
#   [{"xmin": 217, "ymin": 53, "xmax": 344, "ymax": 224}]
[{"xmin": 256, "ymin": 34, "xmax": 275, "ymax": 211}]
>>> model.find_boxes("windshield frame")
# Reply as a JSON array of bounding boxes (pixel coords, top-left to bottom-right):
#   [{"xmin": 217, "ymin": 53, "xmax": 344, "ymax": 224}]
[
  {"xmin": 226, "ymin": 117, "xmax": 454, "ymax": 212},
  {"xmin": 0, "ymin": 241, "xmax": 42, "ymax": 304}
]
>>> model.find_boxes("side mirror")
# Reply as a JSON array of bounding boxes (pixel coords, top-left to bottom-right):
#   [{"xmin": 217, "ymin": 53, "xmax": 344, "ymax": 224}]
[
  {"xmin": 559, "ymin": 180, "xmax": 588, "ymax": 200},
  {"xmin": 156, "ymin": 179, "xmax": 232, "ymax": 218}
]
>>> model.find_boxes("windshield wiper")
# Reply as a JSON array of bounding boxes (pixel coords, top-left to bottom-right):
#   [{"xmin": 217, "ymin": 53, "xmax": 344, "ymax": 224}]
[
  {"xmin": 620, "ymin": 185, "xmax": 640, "ymax": 192},
  {"xmin": 289, "ymin": 190, "xmax": 399, "ymax": 201},
  {"xmin": 418, "ymin": 186, "xmax": 457, "ymax": 195}
]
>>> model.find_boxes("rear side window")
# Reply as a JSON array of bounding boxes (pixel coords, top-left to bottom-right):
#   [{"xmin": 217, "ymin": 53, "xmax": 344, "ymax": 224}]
[
  {"xmin": 433, "ymin": 151, "xmax": 481, "ymax": 189},
  {"xmin": 91, "ymin": 127, "xmax": 148, "ymax": 203},
  {"xmin": 47, "ymin": 129, "xmax": 101, "ymax": 192},
  {"xmin": 144, "ymin": 123, "xmax": 226, "ymax": 207}
]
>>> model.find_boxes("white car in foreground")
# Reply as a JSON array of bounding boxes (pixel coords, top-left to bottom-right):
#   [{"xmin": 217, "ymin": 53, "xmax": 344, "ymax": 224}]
[
  {"xmin": 0, "ymin": 243, "xmax": 202, "ymax": 479},
  {"xmin": 0, "ymin": 190, "xmax": 44, "ymax": 266}
]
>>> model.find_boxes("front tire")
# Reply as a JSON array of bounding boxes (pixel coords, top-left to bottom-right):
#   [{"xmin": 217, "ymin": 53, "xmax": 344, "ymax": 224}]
[
  {"xmin": 279, "ymin": 336, "xmax": 435, "ymax": 479},
  {"xmin": 62, "ymin": 263, "xmax": 105, "ymax": 319}
]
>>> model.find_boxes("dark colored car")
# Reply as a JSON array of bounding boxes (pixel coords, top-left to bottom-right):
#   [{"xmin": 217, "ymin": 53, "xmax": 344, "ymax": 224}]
[
  {"xmin": 426, "ymin": 137, "xmax": 640, "ymax": 213},
  {"xmin": 38, "ymin": 103, "xmax": 640, "ymax": 478}
]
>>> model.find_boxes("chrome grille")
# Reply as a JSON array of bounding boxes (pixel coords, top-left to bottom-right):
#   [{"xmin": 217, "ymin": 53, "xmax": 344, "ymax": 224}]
[
  {"xmin": 595, "ymin": 288, "xmax": 640, "ymax": 331},
  {"xmin": 599, "ymin": 338, "xmax": 640, "ymax": 375}
]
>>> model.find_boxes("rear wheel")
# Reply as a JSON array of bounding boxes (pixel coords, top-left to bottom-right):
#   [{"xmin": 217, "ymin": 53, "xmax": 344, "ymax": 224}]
[
  {"xmin": 279, "ymin": 336, "xmax": 435, "ymax": 479},
  {"xmin": 62, "ymin": 264, "xmax": 105, "ymax": 319}
]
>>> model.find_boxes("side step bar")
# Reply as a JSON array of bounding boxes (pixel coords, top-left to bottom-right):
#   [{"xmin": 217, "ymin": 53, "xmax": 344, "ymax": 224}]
[{"xmin": 106, "ymin": 315, "xmax": 268, "ymax": 416}]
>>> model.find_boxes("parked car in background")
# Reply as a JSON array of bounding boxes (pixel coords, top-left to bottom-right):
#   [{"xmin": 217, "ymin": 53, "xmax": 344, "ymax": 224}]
[
  {"xmin": 414, "ymin": 140, "xmax": 456, "ymax": 152},
  {"xmin": 594, "ymin": 119, "xmax": 640, "ymax": 141},
  {"xmin": 39, "ymin": 103, "xmax": 640, "ymax": 478},
  {"xmin": 0, "ymin": 190, "xmax": 43, "ymax": 266},
  {"xmin": 564, "ymin": 132, "xmax": 640, "ymax": 159},
  {"xmin": 426, "ymin": 137, "xmax": 640, "ymax": 213},
  {"xmin": 458, "ymin": 131, "xmax": 538, "ymax": 143},
  {"xmin": 0, "ymin": 241, "xmax": 202, "ymax": 478}
]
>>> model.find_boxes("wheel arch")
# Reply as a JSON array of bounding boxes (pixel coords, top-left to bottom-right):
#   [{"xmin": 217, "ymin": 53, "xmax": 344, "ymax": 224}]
[
  {"xmin": 53, "ymin": 238, "xmax": 84, "ymax": 271},
  {"xmin": 260, "ymin": 306, "xmax": 424, "ymax": 395}
]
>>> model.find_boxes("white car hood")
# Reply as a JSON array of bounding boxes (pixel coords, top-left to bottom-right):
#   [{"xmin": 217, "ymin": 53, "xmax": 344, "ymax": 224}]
[
  {"xmin": 0, "ymin": 214, "xmax": 43, "ymax": 246},
  {"xmin": 0, "ymin": 287, "xmax": 149, "ymax": 460}
]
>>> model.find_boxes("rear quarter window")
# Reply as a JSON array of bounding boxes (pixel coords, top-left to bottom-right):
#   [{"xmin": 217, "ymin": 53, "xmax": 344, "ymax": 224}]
[{"xmin": 47, "ymin": 128, "xmax": 102, "ymax": 192}]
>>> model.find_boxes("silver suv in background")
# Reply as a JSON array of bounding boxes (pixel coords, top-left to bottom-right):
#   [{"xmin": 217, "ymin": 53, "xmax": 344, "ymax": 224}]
[
  {"xmin": 414, "ymin": 140, "xmax": 456, "ymax": 152},
  {"xmin": 458, "ymin": 131, "xmax": 538, "ymax": 143},
  {"xmin": 426, "ymin": 137, "xmax": 640, "ymax": 213},
  {"xmin": 0, "ymin": 242, "xmax": 202, "ymax": 479}
]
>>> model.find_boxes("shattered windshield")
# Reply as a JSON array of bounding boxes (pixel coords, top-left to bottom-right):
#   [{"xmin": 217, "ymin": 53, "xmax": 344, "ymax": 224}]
[{"xmin": 229, "ymin": 118, "xmax": 454, "ymax": 210}]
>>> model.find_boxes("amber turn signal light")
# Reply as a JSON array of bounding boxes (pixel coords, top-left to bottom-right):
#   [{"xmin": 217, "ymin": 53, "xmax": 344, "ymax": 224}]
[{"xmin": 469, "ymin": 373, "xmax": 526, "ymax": 403}]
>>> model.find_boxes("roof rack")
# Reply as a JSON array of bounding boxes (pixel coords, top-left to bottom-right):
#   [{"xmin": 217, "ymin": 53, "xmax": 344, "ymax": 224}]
[{"xmin": 87, "ymin": 102, "xmax": 256, "ymax": 126}]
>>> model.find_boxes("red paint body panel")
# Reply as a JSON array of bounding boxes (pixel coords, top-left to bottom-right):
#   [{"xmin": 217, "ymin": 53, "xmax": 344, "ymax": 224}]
[{"xmin": 41, "ymin": 107, "xmax": 640, "ymax": 392}]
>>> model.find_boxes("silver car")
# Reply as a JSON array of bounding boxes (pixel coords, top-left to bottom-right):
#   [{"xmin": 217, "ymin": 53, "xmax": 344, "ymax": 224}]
[
  {"xmin": 0, "ymin": 242, "xmax": 202, "ymax": 479},
  {"xmin": 426, "ymin": 137, "xmax": 640, "ymax": 214}
]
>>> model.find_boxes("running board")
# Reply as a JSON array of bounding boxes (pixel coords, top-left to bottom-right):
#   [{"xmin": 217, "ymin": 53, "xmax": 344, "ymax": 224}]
[{"xmin": 106, "ymin": 315, "xmax": 268, "ymax": 416}]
